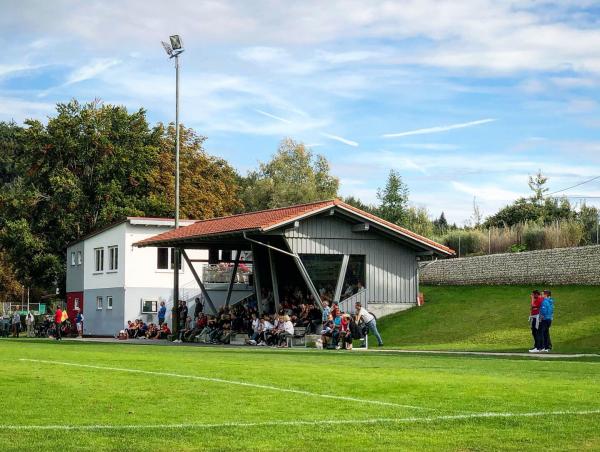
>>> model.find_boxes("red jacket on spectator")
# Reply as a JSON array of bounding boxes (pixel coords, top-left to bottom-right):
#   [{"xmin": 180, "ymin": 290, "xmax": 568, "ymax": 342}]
[
  {"xmin": 54, "ymin": 308, "xmax": 62, "ymax": 324},
  {"xmin": 530, "ymin": 295, "xmax": 542, "ymax": 315}
]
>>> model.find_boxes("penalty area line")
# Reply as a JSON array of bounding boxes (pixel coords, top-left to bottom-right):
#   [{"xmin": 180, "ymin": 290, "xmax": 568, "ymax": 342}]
[
  {"xmin": 19, "ymin": 358, "xmax": 431, "ymax": 411},
  {"xmin": 1, "ymin": 410, "xmax": 599, "ymax": 431}
]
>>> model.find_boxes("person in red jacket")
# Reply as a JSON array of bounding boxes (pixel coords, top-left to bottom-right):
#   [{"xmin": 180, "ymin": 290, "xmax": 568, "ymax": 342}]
[
  {"xmin": 53, "ymin": 306, "xmax": 63, "ymax": 341},
  {"xmin": 528, "ymin": 290, "xmax": 543, "ymax": 352}
]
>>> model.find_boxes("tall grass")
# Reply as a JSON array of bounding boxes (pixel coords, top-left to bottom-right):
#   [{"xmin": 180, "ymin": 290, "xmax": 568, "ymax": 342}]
[{"xmin": 438, "ymin": 220, "xmax": 590, "ymax": 257}]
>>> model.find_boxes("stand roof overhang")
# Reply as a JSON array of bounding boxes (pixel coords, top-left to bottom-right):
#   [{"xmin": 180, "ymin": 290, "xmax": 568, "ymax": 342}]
[{"xmin": 134, "ymin": 199, "xmax": 455, "ymax": 256}]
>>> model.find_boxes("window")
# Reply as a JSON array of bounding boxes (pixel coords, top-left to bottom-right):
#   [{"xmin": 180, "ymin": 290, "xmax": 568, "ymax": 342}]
[
  {"xmin": 157, "ymin": 248, "xmax": 169, "ymax": 269},
  {"xmin": 94, "ymin": 248, "xmax": 104, "ymax": 272},
  {"xmin": 108, "ymin": 246, "xmax": 118, "ymax": 271},
  {"xmin": 77, "ymin": 251, "xmax": 82, "ymax": 265},
  {"xmin": 141, "ymin": 299, "xmax": 158, "ymax": 314},
  {"xmin": 157, "ymin": 248, "xmax": 182, "ymax": 270},
  {"xmin": 96, "ymin": 296, "xmax": 103, "ymax": 310},
  {"xmin": 299, "ymin": 254, "xmax": 344, "ymax": 303},
  {"xmin": 74, "ymin": 298, "xmax": 80, "ymax": 310},
  {"xmin": 71, "ymin": 252, "xmax": 76, "ymax": 266},
  {"xmin": 107, "ymin": 296, "xmax": 113, "ymax": 310},
  {"xmin": 340, "ymin": 255, "xmax": 366, "ymax": 301}
]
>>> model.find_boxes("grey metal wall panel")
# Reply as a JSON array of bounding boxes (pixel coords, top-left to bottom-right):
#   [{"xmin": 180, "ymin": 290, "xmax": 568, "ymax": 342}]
[{"xmin": 285, "ymin": 214, "xmax": 418, "ymax": 306}]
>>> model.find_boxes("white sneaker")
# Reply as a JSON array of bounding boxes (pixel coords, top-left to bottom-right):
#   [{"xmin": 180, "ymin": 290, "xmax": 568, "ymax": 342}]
[
  {"xmin": 528, "ymin": 348, "xmax": 540, "ymax": 353},
  {"xmin": 541, "ymin": 349, "xmax": 549, "ymax": 353},
  {"xmin": 248, "ymin": 340, "xmax": 257, "ymax": 345}
]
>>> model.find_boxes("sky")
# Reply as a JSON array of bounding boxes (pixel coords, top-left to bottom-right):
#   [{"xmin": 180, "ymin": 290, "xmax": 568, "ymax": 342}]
[{"xmin": 1, "ymin": 0, "xmax": 600, "ymax": 225}]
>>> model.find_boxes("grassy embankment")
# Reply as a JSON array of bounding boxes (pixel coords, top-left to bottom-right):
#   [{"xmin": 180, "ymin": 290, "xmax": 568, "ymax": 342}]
[{"xmin": 378, "ymin": 285, "xmax": 600, "ymax": 353}]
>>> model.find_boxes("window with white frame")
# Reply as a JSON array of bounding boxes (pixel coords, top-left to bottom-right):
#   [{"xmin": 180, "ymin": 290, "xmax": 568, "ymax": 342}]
[
  {"xmin": 96, "ymin": 296, "xmax": 103, "ymax": 310},
  {"xmin": 157, "ymin": 248, "xmax": 181, "ymax": 270},
  {"xmin": 71, "ymin": 252, "xmax": 76, "ymax": 266},
  {"xmin": 107, "ymin": 296, "xmax": 113, "ymax": 310},
  {"xmin": 108, "ymin": 246, "xmax": 118, "ymax": 271},
  {"xmin": 94, "ymin": 248, "xmax": 104, "ymax": 272},
  {"xmin": 77, "ymin": 251, "xmax": 82, "ymax": 265}
]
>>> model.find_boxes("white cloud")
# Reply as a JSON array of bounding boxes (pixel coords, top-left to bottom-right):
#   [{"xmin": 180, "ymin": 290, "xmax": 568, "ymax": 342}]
[
  {"xmin": 451, "ymin": 181, "xmax": 525, "ymax": 201},
  {"xmin": 0, "ymin": 96, "xmax": 54, "ymax": 122},
  {"xmin": 65, "ymin": 58, "xmax": 120, "ymax": 85},
  {"xmin": 6, "ymin": 1, "xmax": 600, "ymax": 75},
  {"xmin": 237, "ymin": 47, "xmax": 289, "ymax": 63},
  {"xmin": 320, "ymin": 132, "xmax": 359, "ymax": 147},
  {"xmin": 382, "ymin": 119, "xmax": 496, "ymax": 138}
]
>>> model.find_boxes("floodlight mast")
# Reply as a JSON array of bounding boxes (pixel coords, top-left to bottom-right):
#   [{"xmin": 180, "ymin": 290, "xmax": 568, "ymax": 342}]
[{"xmin": 162, "ymin": 34, "xmax": 184, "ymax": 334}]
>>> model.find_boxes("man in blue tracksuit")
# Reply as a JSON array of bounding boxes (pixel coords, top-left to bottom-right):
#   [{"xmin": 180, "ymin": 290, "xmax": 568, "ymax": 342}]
[{"xmin": 539, "ymin": 290, "xmax": 554, "ymax": 352}]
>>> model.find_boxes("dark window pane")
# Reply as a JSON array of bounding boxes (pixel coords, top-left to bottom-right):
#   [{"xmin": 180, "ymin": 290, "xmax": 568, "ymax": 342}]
[
  {"xmin": 299, "ymin": 254, "xmax": 344, "ymax": 304},
  {"xmin": 157, "ymin": 248, "xmax": 169, "ymax": 269},
  {"xmin": 341, "ymin": 255, "xmax": 366, "ymax": 301}
]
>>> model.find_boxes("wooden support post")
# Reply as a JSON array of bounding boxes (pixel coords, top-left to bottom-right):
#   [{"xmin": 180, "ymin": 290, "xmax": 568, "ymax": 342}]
[
  {"xmin": 225, "ymin": 250, "xmax": 241, "ymax": 308},
  {"xmin": 268, "ymin": 248, "xmax": 280, "ymax": 312},
  {"xmin": 251, "ymin": 244, "xmax": 263, "ymax": 315},
  {"xmin": 180, "ymin": 249, "xmax": 217, "ymax": 315}
]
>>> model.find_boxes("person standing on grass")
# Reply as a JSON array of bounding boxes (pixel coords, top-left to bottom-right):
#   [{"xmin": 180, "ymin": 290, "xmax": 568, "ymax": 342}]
[
  {"xmin": 539, "ymin": 290, "xmax": 554, "ymax": 352},
  {"xmin": 528, "ymin": 290, "xmax": 543, "ymax": 353},
  {"xmin": 26, "ymin": 311, "xmax": 35, "ymax": 337},
  {"xmin": 354, "ymin": 302, "xmax": 383, "ymax": 347},
  {"xmin": 53, "ymin": 306, "xmax": 62, "ymax": 340},
  {"xmin": 11, "ymin": 306, "xmax": 21, "ymax": 338},
  {"xmin": 75, "ymin": 309, "xmax": 84, "ymax": 338},
  {"xmin": 158, "ymin": 301, "xmax": 166, "ymax": 326}
]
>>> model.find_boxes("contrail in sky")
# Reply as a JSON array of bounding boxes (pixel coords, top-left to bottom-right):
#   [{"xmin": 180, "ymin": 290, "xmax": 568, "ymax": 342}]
[
  {"xmin": 383, "ymin": 118, "xmax": 496, "ymax": 138},
  {"xmin": 254, "ymin": 109, "xmax": 292, "ymax": 124},
  {"xmin": 320, "ymin": 132, "xmax": 359, "ymax": 147}
]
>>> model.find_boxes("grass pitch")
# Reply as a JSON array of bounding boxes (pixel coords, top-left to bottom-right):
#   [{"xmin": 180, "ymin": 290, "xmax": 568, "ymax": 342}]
[
  {"xmin": 379, "ymin": 285, "xmax": 600, "ymax": 353},
  {"xmin": 1, "ymin": 340, "xmax": 599, "ymax": 451}
]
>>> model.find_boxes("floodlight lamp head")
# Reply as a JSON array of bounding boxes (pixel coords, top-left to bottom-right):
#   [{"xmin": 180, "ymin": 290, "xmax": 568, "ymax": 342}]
[
  {"xmin": 169, "ymin": 35, "xmax": 183, "ymax": 51},
  {"xmin": 161, "ymin": 41, "xmax": 173, "ymax": 57}
]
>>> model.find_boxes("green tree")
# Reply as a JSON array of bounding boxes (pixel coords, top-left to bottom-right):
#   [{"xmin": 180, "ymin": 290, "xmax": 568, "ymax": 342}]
[
  {"xmin": 147, "ymin": 123, "xmax": 242, "ymax": 219},
  {"xmin": 404, "ymin": 206, "xmax": 434, "ymax": 237},
  {"xmin": 376, "ymin": 169, "xmax": 409, "ymax": 226},
  {"xmin": 0, "ymin": 250, "xmax": 22, "ymax": 306},
  {"xmin": 433, "ymin": 212, "xmax": 449, "ymax": 234},
  {"xmin": 528, "ymin": 169, "xmax": 548, "ymax": 204},
  {"xmin": 484, "ymin": 198, "xmax": 543, "ymax": 227},
  {"xmin": 578, "ymin": 203, "xmax": 600, "ymax": 245},
  {"xmin": 239, "ymin": 138, "xmax": 339, "ymax": 211},
  {"xmin": 342, "ymin": 196, "xmax": 378, "ymax": 214}
]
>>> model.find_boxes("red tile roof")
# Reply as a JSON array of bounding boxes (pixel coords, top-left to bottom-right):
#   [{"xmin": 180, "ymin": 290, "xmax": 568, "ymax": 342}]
[{"xmin": 135, "ymin": 199, "xmax": 454, "ymax": 255}]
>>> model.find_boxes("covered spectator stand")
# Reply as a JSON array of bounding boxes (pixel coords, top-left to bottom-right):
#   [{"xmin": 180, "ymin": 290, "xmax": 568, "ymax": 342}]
[{"xmin": 135, "ymin": 199, "xmax": 453, "ymax": 318}]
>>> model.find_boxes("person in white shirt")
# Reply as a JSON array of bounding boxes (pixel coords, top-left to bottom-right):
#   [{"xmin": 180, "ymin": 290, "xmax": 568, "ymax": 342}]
[
  {"xmin": 25, "ymin": 311, "xmax": 35, "ymax": 337},
  {"xmin": 277, "ymin": 315, "xmax": 294, "ymax": 347},
  {"xmin": 257, "ymin": 317, "xmax": 273, "ymax": 346},
  {"xmin": 354, "ymin": 302, "xmax": 383, "ymax": 347}
]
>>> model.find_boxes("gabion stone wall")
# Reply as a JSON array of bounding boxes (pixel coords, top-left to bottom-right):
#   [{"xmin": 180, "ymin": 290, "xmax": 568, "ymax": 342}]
[{"xmin": 420, "ymin": 245, "xmax": 600, "ymax": 286}]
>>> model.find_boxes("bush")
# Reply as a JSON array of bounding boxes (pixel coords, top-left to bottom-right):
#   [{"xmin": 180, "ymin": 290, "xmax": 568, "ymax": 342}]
[
  {"xmin": 523, "ymin": 224, "xmax": 545, "ymax": 250},
  {"xmin": 442, "ymin": 230, "xmax": 485, "ymax": 257}
]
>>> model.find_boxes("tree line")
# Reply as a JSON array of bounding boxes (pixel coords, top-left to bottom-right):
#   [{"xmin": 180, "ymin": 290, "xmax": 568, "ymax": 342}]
[{"xmin": 1, "ymin": 101, "xmax": 598, "ymax": 302}]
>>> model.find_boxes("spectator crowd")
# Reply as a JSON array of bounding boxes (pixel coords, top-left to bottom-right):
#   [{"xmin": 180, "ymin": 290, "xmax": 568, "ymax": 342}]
[{"xmin": 119, "ymin": 284, "xmax": 383, "ymax": 349}]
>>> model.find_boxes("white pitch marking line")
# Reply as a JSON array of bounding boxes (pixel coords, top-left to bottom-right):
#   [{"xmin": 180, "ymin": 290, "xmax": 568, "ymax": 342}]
[
  {"xmin": 19, "ymin": 358, "xmax": 431, "ymax": 411},
  {"xmin": 1, "ymin": 410, "xmax": 599, "ymax": 431}
]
